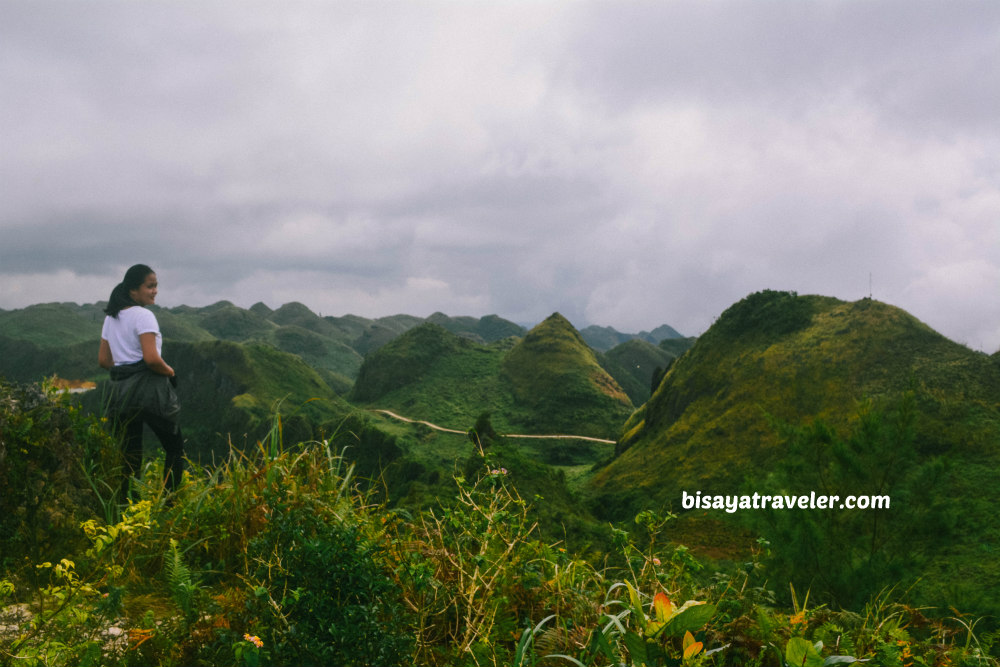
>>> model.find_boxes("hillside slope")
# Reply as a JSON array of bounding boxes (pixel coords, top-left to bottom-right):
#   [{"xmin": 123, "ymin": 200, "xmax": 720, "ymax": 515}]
[
  {"xmin": 600, "ymin": 291, "xmax": 1000, "ymax": 492},
  {"xmin": 589, "ymin": 290, "xmax": 1000, "ymax": 614},
  {"xmin": 349, "ymin": 323, "xmax": 514, "ymax": 432}
]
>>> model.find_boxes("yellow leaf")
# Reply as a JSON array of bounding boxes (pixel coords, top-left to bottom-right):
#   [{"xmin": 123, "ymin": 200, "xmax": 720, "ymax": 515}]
[
  {"xmin": 683, "ymin": 640, "xmax": 704, "ymax": 660},
  {"xmin": 654, "ymin": 592, "xmax": 673, "ymax": 622},
  {"xmin": 683, "ymin": 630, "xmax": 695, "ymax": 651}
]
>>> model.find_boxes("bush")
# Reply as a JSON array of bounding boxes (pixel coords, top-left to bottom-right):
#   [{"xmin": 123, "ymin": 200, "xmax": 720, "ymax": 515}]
[
  {"xmin": 242, "ymin": 498, "xmax": 412, "ymax": 666},
  {"xmin": 0, "ymin": 380, "xmax": 118, "ymax": 577}
]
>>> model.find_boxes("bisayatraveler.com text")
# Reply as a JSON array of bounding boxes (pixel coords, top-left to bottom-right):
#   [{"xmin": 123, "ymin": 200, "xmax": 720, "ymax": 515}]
[{"xmin": 682, "ymin": 490, "xmax": 890, "ymax": 514}]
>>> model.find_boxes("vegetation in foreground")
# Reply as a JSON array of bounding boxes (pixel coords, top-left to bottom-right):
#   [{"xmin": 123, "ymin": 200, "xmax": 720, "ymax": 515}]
[{"xmin": 2, "ymin": 380, "xmax": 998, "ymax": 667}]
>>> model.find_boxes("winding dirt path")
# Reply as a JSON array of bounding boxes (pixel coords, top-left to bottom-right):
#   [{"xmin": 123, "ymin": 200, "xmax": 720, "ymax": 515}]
[{"xmin": 371, "ymin": 409, "xmax": 617, "ymax": 445}]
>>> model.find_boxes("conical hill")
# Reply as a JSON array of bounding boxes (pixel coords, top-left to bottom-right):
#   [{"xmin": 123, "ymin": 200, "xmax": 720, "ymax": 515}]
[{"xmin": 501, "ymin": 313, "xmax": 633, "ymax": 439}]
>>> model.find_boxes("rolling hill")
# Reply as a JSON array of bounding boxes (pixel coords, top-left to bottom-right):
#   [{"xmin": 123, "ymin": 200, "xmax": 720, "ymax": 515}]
[{"xmin": 588, "ymin": 290, "xmax": 1000, "ymax": 616}]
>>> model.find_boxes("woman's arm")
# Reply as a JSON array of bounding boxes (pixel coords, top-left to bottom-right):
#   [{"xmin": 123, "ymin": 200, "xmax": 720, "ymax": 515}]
[
  {"xmin": 139, "ymin": 332, "xmax": 175, "ymax": 377},
  {"xmin": 98, "ymin": 338, "xmax": 114, "ymax": 369}
]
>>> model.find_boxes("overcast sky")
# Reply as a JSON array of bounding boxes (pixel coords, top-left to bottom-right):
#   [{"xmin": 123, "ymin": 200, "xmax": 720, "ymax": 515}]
[{"xmin": 2, "ymin": 2, "xmax": 999, "ymax": 351}]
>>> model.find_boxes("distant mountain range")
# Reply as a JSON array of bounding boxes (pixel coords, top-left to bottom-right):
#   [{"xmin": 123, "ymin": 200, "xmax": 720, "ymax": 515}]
[{"xmin": 0, "ymin": 300, "xmax": 685, "ymax": 387}]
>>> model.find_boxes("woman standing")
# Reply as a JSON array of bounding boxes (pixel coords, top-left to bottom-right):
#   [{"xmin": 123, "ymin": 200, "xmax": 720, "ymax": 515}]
[{"xmin": 98, "ymin": 264, "xmax": 184, "ymax": 503}]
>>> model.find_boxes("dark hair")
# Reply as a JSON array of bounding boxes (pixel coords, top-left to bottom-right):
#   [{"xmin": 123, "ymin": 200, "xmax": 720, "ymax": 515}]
[{"xmin": 104, "ymin": 264, "xmax": 155, "ymax": 318}]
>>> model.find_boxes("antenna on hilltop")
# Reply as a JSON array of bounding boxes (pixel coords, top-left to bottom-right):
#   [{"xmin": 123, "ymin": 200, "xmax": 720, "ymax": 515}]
[{"xmin": 868, "ymin": 272, "xmax": 873, "ymax": 300}]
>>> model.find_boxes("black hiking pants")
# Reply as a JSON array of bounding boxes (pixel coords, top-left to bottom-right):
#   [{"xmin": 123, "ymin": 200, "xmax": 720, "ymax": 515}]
[{"xmin": 114, "ymin": 409, "xmax": 185, "ymax": 503}]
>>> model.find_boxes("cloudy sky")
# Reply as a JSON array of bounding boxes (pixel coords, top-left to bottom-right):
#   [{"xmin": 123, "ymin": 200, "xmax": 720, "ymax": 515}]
[{"xmin": 2, "ymin": 2, "xmax": 999, "ymax": 351}]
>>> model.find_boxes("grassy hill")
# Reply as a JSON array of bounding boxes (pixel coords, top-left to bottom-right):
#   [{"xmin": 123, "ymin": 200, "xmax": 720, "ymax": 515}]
[
  {"xmin": 501, "ymin": 313, "xmax": 633, "ymax": 440},
  {"xmin": 350, "ymin": 323, "xmax": 514, "ymax": 429},
  {"xmin": 0, "ymin": 302, "xmax": 105, "ymax": 347},
  {"xmin": 589, "ymin": 290, "xmax": 1000, "ymax": 616}
]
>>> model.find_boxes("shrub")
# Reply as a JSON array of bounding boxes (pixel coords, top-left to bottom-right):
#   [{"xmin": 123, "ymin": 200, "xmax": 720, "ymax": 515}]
[{"xmin": 241, "ymin": 498, "xmax": 412, "ymax": 666}]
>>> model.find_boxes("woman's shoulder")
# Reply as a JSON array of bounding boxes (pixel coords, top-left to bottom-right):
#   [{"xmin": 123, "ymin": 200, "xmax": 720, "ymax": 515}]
[{"xmin": 119, "ymin": 306, "xmax": 160, "ymax": 331}]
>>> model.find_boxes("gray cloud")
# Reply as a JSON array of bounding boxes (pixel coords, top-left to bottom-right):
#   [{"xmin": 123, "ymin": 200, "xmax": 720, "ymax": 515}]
[{"xmin": 1, "ymin": 1, "xmax": 998, "ymax": 352}]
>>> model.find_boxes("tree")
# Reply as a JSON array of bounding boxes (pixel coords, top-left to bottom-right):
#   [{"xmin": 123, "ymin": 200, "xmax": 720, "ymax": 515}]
[{"xmin": 468, "ymin": 411, "xmax": 501, "ymax": 452}]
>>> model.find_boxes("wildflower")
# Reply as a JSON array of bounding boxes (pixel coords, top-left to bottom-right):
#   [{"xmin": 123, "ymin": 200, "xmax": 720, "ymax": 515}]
[
  {"xmin": 244, "ymin": 633, "xmax": 264, "ymax": 649},
  {"xmin": 652, "ymin": 557, "xmax": 661, "ymax": 566}
]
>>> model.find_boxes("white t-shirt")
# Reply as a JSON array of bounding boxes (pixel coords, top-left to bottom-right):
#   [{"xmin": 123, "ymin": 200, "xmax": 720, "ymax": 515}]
[{"xmin": 101, "ymin": 306, "xmax": 162, "ymax": 365}]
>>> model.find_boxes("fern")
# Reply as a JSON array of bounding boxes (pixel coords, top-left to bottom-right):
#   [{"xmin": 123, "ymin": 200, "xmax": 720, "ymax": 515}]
[
  {"xmin": 814, "ymin": 621, "xmax": 856, "ymax": 657},
  {"xmin": 165, "ymin": 538, "xmax": 198, "ymax": 624}
]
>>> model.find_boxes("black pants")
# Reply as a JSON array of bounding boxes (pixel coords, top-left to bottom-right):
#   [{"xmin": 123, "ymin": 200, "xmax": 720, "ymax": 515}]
[{"xmin": 114, "ymin": 410, "xmax": 185, "ymax": 502}]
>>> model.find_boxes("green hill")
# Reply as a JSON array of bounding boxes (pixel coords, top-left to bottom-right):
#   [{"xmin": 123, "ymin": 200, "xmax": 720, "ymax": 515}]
[
  {"xmin": 195, "ymin": 302, "xmax": 277, "ymax": 341},
  {"xmin": 350, "ymin": 323, "xmax": 514, "ymax": 430},
  {"xmin": 426, "ymin": 311, "xmax": 526, "ymax": 342},
  {"xmin": 589, "ymin": 290, "xmax": 1000, "ymax": 615},
  {"xmin": 501, "ymin": 313, "xmax": 633, "ymax": 440},
  {"xmin": 0, "ymin": 302, "xmax": 104, "ymax": 347}
]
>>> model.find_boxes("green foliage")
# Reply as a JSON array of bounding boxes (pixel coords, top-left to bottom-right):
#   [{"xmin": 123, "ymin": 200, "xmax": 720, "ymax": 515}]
[
  {"xmin": 468, "ymin": 411, "xmax": 503, "ymax": 451},
  {"xmin": 757, "ymin": 394, "xmax": 956, "ymax": 610},
  {"xmin": 165, "ymin": 538, "xmax": 199, "ymax": 625},
  {"xmin": 0, "ymin": 380, "xmax": 119, "ymax": 575},
  {"xmin": 707, "ymin": 290, "xmax": 820, "ymax": 344},
  {"xmin": 243, "ymin": 499, "xmax": 412, "ymax": 666}
]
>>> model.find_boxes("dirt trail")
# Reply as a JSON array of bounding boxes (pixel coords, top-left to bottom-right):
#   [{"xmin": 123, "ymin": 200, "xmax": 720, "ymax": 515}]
[{"xmin": 371, "ymin": 409, "xmax": 616, "ymax": 445}]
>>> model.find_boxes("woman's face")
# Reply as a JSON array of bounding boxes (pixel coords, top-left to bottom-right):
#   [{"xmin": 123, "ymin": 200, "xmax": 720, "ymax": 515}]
[{"xmin": 129, "ymin": 273, "xmax": 158, "ymax": 306}]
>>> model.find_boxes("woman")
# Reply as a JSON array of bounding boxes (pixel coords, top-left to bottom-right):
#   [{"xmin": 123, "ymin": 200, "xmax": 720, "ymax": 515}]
[{"xmin": 99, "ymin": 264, "xmax": 184, "ymax": 503}]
